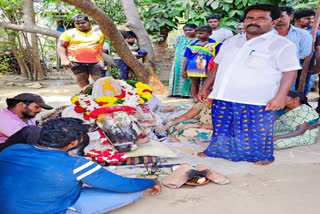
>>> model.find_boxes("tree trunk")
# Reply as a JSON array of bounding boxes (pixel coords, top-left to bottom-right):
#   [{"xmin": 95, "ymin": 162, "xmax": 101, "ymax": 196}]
[
  {"xmin": 8, "ymin": 32, "xmax": 28, "ymax": 78},
  {"xmin": 119, "ymin": 0, "xmax": 167, "ymax": 94},
  {"xmin": 119, "ymin": 0, "xmax": 155, "ymax": 65},
  {"xmin": 23, "ymin": 0, "xmax": 45, "ymax": 80},
  {"xmin": 32, "ymin": 35, "xmax": 45, "ymax": 80},
  {"xmin": 299, "ymin": 2, "xmax": 320, "ymax": 92}
]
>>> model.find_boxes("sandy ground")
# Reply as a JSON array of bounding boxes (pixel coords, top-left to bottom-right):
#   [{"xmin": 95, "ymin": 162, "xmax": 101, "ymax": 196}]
[{"xmin": 1, "ymin": 78, "xmax": 320, "ymax": 214}]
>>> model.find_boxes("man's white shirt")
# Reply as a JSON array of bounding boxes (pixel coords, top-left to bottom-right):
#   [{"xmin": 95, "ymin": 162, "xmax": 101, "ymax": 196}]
[
  {"xmin": 208, "ymin": 30, "xmax": 301, "ymax": 105},
  {"xmin": 209, "ymin": 28, "xmax": 233, "ymax": 42}
]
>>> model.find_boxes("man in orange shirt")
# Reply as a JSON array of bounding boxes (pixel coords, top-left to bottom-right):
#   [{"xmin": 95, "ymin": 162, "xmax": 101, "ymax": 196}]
[{"xmin": 57, "ymin": 15, "xmax": 106, "ymax": 88}]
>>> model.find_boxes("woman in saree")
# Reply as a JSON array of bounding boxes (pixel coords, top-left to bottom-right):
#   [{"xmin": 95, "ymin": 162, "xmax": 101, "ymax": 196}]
[
  {"xmin": 157, "ymin": 101, "xmax": 213, "ymax": 143},
  {"xmin": 168, "ymin": 24, "xmax": 197, "ymax": 97},
  {"xmin": 274, "ymin": 90, "xmax": 319, "ymax": 149}
]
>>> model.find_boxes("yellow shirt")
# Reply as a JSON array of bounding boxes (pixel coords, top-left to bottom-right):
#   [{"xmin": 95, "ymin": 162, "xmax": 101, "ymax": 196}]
[{"xmin": 59, "ymin": 28, "xmax": 105, "ymax": 63}]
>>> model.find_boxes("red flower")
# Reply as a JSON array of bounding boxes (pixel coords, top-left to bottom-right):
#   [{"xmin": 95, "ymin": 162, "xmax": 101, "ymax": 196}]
[
  {"xmin": 142, "ymin": 89, "xmax": 153, "ymax": 94},
  {"xmin": 89, "ymin": 106, "xmax": 137, "ymax": 118},
  {"xmin": 137, "ymin": 134, "xmax": 147, "ymax": 139},
  {"xmin": 98, "ymin": 102, "xmax": 108, "ymax": 106},
  {"xmin": 83, "ymin": 114, "xmax": 90, "ymax": 121},
  {"xmin": 115, "ymin": 90, "xmax": 126, "ymax": 98}
]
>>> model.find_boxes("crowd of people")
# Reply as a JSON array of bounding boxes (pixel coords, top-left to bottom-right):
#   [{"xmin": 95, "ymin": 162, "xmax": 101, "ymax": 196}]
[
  {"xmin": 167, "ymin": 5, "xmax": 320, "ymax": 164},
  {"xmin": 1, "ymin": 3, "xmax": 320, "ymax": 214}
]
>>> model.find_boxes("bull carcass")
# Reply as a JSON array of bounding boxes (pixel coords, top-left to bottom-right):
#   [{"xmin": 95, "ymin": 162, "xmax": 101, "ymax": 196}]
[{"xmin": 61, "ymin": 77, "xmax": 162, "ymax": 162}]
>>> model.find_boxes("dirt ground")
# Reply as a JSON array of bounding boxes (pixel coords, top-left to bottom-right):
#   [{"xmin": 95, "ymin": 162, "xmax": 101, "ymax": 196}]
[{"xmin": 1, "ymin": 76, "xmax": 320, "ymax": 214}]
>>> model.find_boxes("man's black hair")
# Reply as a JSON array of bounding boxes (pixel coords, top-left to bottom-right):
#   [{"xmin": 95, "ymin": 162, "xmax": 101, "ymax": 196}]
[
  {"xmin": 293, "ymin": 8, "xmax": 316, "ymax": 20},
  {"xmin": 184, "ymin": 23, "xmax": 197, "ymax": 29},
  {"xmin": 6, "ymin": 99, "xmax": 32, "ymax": 109},
  {"xmin": 123, "ymin": 31, "xmax": 137, "ymax": 39},
  {"xmin": 206, "ymin": 14, "xmax": 221, "ymax": 21},
  {"xmin": 195, "ymin": 25, "xmax": 212, "ymax": 33},
  {"xmin": 279, "ymin": 6, "xmax": 295, "ymax": 16},
  {"xmin": 288, "ymin": 90, "xmax": 311, "ymax": 107},
  {"xmin": 71, "ymin": 14, "xmax": 90, "ymax": 22},
  {"xmin": 38, "ymin": 118, "xmax": 89, "ymax": 148},
  {"xmin": 244, "ymin": 4, "xmax": 281, "ymax": 21}
]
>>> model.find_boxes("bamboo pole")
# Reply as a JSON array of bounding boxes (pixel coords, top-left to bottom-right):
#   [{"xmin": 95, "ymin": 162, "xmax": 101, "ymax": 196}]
[{"xmin": 298, "ymin": 1, "xmax": 320, "ymax": 92}]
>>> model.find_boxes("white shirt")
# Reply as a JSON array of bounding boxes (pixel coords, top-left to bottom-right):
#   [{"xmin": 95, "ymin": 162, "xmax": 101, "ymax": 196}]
[
  {"xmin": 208, "ymin": 31, "xmax": 301, "ymax": 105},
  {"xmin": 209, "ymin": 28, "xmax": 233, "ymax": 42}
]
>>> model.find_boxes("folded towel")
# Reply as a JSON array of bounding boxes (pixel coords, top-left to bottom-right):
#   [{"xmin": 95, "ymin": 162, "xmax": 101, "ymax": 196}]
[{"xmin": 195, "ymin": 164, "xmax": 230, "ymax": 185}]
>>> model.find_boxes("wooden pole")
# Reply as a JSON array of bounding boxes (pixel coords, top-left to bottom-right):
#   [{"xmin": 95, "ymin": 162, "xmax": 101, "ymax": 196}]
[{"xmin": 298, "ymin": 1, "xmax": 320, "ymax": 92}]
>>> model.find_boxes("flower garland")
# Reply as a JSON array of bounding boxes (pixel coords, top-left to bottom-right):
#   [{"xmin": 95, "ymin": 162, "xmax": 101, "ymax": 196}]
[
  {"xmin": 86, "ymin": 129, "xmax": 128, "ymax": 164},
  {"xmin": 71, "ymin": 80, "xmax": 153, "ymax": 164},
  {"xmin": 93, "ymin": 80, "xmax": 153, "ymax": 107}
]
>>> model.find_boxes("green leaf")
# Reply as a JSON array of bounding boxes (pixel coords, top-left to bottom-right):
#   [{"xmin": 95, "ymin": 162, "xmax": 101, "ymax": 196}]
[
  {"xmin": 165, "ymin": 20, "xmax": 176, "ymax": 27},
  {"xmin": 228, "ymin": 10, "xmax": 237, "ymax": 17},
  {"xmin": 210, "ymin": 1, "xmax": 219, "ymax": 10},
  {"xmin": 173, "ymin": 7, "xmax": 185, "ymax": 11},
  {"xmin": 206, "ymin": 0, "xmax": 214, "ymax": 6},
  {"xmin": 224, "ymin": 4, "xmax": 230, "ymax": 11},
  {"xmin": 224, "ymin": 0, "xmax": 233, "ymax": 3},
  {"xmin": 199, "ymin": 0, "xmax": 205, "ymax": 8}
]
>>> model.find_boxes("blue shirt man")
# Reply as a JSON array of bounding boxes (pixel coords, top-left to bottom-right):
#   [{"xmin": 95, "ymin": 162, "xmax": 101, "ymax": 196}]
[
  {"xmin": 273, "ymin": 25, "xmax": 312, "ymax": 59},
  {"xmin": 275, "ymin": 6, "xmax": 313, "ymax": 94},
  {"xmin": 294, "ymin": 8, "xmax": 320, "ymax": 94}
]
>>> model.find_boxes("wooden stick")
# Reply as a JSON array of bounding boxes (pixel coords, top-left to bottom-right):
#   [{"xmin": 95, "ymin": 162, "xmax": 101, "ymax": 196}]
[{"xmin": 298, "ymin": 1, "xmax": 320, "ymax": 92}]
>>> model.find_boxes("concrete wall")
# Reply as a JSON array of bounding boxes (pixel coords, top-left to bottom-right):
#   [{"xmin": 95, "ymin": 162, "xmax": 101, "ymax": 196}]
[{"xmin": 153, "ymin": 43, "xmax": 174, "ymax": 83}]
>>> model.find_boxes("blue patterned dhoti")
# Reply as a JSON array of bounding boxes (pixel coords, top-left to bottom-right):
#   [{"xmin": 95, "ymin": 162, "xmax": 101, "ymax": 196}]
[{"xmin": 204, "ymin": 99, "xmax": 275, "ymax": 162}]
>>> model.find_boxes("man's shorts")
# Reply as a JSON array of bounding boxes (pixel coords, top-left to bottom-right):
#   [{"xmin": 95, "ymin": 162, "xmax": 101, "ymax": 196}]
[{"xmin": 71, "ymin": 62, "xmax": 105, "ymax": 77}]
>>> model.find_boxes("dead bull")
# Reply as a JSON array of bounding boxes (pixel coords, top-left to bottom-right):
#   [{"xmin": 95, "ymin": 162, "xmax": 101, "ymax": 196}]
[{"xmin": 97, "ymin": 112, "xmax": 141, "ymax": 153}]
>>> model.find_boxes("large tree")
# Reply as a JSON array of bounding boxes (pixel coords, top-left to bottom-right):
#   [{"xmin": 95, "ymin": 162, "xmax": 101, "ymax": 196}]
[{"xmin": 0, "ymin": 0, "xmax": 167, "ymax": 94}]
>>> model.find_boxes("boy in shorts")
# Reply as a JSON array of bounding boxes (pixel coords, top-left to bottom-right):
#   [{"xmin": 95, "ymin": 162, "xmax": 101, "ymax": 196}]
[{"xmin": 181, "ymin": 25, "xmax": 221, "ymax": 102}]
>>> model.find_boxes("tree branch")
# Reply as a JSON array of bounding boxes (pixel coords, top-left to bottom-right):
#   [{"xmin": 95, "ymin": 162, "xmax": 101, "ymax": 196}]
[{"xmin": 0, "ymin": 22, "xmax": 61, "ymax": 38}]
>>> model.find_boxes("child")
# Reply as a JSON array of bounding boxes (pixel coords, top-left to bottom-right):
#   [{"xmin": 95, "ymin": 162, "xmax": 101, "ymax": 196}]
[
  {"xmin": 114, "ymin": 31, "xmax": 147, "ymax": 80},
  {"xmin": 181, "ymin": 25, "xmax": 221, "ymax": 102}
]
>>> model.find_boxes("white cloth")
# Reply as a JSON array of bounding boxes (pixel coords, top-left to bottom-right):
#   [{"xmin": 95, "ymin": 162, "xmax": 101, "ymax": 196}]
[
  {"xmin": 209, "ymin": 28, "xmax": 233, "ymax": 42},
  {"xmin": 208, "ymin": 31, "xmax": 301, "ymax": 105}
]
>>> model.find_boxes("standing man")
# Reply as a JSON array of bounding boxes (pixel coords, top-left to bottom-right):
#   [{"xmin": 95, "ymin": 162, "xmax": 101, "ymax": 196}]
[
  {"xmin": 206, "ymin": 14, "xmax": 233, "ymax": 42},
  {"xmin": 294, "ymin": 8, "xmax": 319, "ymax": 33},
  {"xmin": 0, "ymin": 93, "xmax": 53, "ymax": 143},
  {"xmin": 198, "ymin": 4, "xmax": 300, "ymax": 165},
  {"xmin": 275, "ymin": 6, "xmax": 312, "ymax": 60},
  {"xmin": 57, "ymin": 14, "xmax": 106, "ymax": 88},
  {"xmin": 274, "ymin": 6, "xmax": 313, "ymax": 94},
  {"xmin": 294, "ymin": 8, "xmax": 320, "ymax": 94}
]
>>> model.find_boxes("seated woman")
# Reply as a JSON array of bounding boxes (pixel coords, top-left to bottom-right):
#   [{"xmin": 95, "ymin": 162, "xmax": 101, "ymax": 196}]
[
  {"xmin": 274, "ymin": 90, "xmax": 319, "ymax": 149},
  {"xmin": 157, "ymin": 101, "xmax": 213, "ymax": 143}
]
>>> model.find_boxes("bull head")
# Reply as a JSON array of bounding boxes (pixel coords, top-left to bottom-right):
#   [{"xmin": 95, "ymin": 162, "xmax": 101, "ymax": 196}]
[{"xmin": 97, "ymin": 112, "xmax": 139, "ymax": 153}]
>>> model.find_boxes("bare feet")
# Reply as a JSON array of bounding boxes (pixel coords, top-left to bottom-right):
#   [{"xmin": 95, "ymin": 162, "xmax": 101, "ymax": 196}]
[
  {"xmin": 254, "ymin": 161, "xmax": 273, "ymax": 166},
  {"xmin": 197, "ymin": 152, "xmax": 208, "ymax": 157}
]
